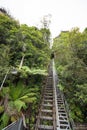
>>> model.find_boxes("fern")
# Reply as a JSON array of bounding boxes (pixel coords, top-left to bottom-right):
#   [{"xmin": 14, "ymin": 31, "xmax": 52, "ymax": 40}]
[
  {"xmin": 26, "ymin": 92, "xmax": 36, "ymax": 97},
  {"xmin": 21, "ymin": 97, "xmax": 37, "ymax": 103},
  {"xmin": 18, "ymin": 65, "xmax": 48, "ymax": 78},
  {"xmin": 31, "ymin": 68, "xmax": 48, "ymax": 75},
  {"xmin": 9, "ymin": 86, "xmax": 23, "ymax": 100},
  {"xmin": 0, "ymin": 113, "xmax": 10, "ymax": 128},
  {"xmin": 14, "ymin": 100, "xmax": 27, "ymax": 112}
]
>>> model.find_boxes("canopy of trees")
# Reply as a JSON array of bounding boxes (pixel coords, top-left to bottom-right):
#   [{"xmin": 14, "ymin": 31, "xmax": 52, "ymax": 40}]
[
  {"xmin": 53, "ymin": 28, "xmax": 87, "ymax": 123},
  {"xmin": 0, "ymin": 8, "xmax": 51, "ymax": 129}
]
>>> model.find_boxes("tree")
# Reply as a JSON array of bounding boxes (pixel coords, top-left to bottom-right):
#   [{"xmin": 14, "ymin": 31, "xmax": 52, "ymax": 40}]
[
  {"xmin": 0, "ymin": 8, "xmax": 51, "ymax": 129},
  {"xmin": 53, "ymin": 28, "xmax": 87, "ymax": 122}
]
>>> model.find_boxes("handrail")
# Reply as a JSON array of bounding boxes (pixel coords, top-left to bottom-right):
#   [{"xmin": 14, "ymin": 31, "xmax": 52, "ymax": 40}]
[{"xmin": 2, "ymin": 118, "xmax": 24, "ymax": 130}]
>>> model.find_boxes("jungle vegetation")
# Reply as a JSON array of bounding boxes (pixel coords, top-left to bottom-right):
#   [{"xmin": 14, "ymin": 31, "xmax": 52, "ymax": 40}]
[
  {"xmin": 0, "ymin": 7, "xmax": 87, "ymax": 129},
  {"xmin": 0, "ymin": 8, "xmax": 51, "ymax": 129},
  {"xmin": 53, "ymin": 28, "xmax": 87, "ymax": 123}
]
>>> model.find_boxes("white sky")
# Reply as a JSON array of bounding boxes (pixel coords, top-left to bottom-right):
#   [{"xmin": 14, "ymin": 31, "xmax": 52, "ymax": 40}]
[{"xmin": 0, "ymin": 0, "xmax": 87, "ymax": 38}]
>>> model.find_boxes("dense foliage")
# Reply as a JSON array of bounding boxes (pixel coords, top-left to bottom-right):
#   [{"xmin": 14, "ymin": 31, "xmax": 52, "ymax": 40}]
[
  {"xmin": 53, "ymin": 28, "xmax": 87, "ymax": 123},
  {"xmin": 0, "ymin": 7, "xmax": 87, "ymax": 129},
  {"xmin": 0, "ymin": 9, "xmax": 50, "ymax": 129}
]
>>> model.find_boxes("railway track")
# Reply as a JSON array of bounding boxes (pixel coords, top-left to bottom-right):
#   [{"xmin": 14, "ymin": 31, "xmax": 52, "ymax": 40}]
[{"xmin": 35, "ymin": 60, "xmax": 73, "ymax": 130}]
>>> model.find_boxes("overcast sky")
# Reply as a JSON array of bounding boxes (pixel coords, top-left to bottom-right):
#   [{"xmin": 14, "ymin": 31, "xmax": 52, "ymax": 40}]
[{"xmin": 0, "ymin": 0, "xmax": 87, "ymax": 38}]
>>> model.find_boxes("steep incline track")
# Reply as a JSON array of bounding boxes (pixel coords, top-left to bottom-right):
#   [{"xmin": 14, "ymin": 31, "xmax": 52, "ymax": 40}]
[
  {"xmin": 35, "ymin": 62, "xmax": 56, "ymax": 130},
  {"xmin": 35, "ymin": 60, "xmax": 73, "ymax": 130}
]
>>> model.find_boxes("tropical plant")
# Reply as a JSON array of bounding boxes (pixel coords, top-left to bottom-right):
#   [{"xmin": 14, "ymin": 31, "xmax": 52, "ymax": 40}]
[{"xmin": 53, "ymin": 28, "xmax": 87, "ymax": 122}]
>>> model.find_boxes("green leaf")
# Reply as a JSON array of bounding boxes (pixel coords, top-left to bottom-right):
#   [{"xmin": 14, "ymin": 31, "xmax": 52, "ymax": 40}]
[
  {"xmin": 14, "ymin": 100, "xmax": 27, "ymax": 111},
  {"xmin": 22, "ymin": 97, "xmax": 37, "ymax": 103},
  {"xmin": 0, "ymin": 106, "xmax": 4, "ymax": 113},
  {"xmin": 1, "ymin": 113, "xmax": 9, "ymax": 127}
]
